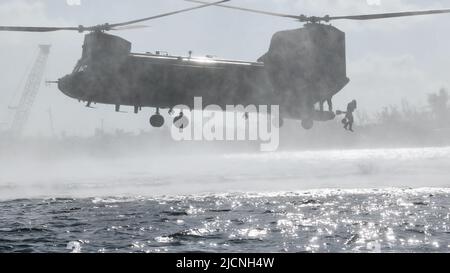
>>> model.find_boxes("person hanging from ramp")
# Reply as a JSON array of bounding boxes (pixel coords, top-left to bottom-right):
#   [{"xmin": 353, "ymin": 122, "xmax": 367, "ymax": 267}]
[{"xmin": 337, "ymin": 100, "xmax": 357, "ymax": 132}]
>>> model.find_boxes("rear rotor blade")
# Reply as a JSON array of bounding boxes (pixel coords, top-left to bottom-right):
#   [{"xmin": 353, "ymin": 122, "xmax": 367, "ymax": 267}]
[
  {"xmin": 109, "ymin": 0, "xmax": 231, "ymax": 28},
  {"xmin": 330, "ymin": 9, "xmax": 450, "ymax": 21},
  {"xmin": 186, "ymin": 1, "xmax": 450, "ymax": 23},
  {"xmin": 185, "ymin": 0, "xmax": 301, "ymax": 19}
]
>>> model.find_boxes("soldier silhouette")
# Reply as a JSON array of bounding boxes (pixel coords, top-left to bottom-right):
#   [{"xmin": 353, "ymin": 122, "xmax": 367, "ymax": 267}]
[
  {"xmin": 320, "ymin": 97, "xmax": 333, "ymax": 112},
  {"xmin": 343, "ymin": 100, "xmax": 357, "ymax": 132}
]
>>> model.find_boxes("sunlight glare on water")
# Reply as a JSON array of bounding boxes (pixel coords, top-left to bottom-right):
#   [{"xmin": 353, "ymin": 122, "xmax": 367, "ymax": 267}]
[{"xmin": 0, "ymin": 188, "xmax": 448, "ymax": 253}]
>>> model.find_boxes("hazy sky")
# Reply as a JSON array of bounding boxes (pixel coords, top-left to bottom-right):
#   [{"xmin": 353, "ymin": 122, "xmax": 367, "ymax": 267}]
[{"xmin": 1, "ymin": 0, "xmax": 450, "ymax": 136}]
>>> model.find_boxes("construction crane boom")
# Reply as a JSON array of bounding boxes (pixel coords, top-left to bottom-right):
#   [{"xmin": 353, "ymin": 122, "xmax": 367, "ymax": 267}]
[{"xmin": 10, "ymin": 45, "xmax": 51, "ymax": 137}]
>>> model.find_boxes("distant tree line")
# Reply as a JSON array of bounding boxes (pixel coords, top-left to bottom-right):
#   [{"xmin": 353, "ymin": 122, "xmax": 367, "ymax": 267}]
[
  {"xmin": 428, "ymin": 88, "xmax": 449, "ymax": 128},
  {"xmin": 358, "ymin": 88, "xmax": 450, "ymax": 130}
]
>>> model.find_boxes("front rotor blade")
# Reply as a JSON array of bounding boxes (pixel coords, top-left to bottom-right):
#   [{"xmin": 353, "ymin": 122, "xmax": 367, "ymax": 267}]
[
  {"xmin": 0, "ymin": 26, "xmax": 81, "ymax": 32},
  {"xmin": 0, "ymin": 1, "xmax": 230, "ymax": 33},
  {"xmin": 330, "ymin": 9, "xmax": 450, "ymax": 21},
  {"xmin": 112, "ymin": 25, "xmax": 149, "ymax": 31},
  {"xmin": 109, "ymin": 0, "xmax": 231, "ymax": 28},
  {"xmin": 185, "ymin": 0, "xmax": 301, "ymax": 19}
]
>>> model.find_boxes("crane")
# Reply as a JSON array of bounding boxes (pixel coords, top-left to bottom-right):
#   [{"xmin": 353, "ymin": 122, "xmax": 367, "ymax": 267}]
[{"xmin": 9, "ymin": 44, "xmax": 51, "ymax": 137}]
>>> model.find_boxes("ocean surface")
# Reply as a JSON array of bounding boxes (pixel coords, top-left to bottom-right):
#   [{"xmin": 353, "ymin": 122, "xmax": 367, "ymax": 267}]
[{"xmin": 0, "ymin": 147, "xmax": 449, "ymax": 253}]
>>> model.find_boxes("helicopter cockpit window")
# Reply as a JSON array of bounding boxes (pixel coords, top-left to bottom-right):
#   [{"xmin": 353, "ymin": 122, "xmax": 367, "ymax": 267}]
[
  {"xmin": 78, "ymin": 65, "xmax": 88, "ymax": 72},
  {"xmin": 73, "ymin": 63, "xmax": 88, "ymax": 73}
]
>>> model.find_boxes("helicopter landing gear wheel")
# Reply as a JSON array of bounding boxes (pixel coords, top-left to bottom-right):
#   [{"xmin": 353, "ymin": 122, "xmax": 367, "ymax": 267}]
[
  {"xmin": 301, "ymin": 119, "xmax": 314, "ymax": 130},
  {"xmin": 150, "ymin": 109, "xmax": 165, "ymax": 128},
  {"xmin": 173, "ymin": 112, "xmax": 189, "ymax": 130}
]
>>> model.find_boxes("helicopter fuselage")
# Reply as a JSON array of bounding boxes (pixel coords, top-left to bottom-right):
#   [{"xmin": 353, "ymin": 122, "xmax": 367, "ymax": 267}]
[
  {"xmin": 59, "ymin": 49, "xmax": 275, "ymax": 113},
  {"xmin": 58, "ymin": 27, "xmax": 349, "ymax": 127}
]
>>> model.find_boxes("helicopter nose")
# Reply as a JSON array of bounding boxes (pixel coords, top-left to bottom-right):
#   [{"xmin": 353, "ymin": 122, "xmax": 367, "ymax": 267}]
[
  {"xmin": 58, "ymin": 74, "xmax": 87, "ymax": 100},
  {"xmin": 58, "ymin": 75, "xmax": 73, "ymax": 97}
]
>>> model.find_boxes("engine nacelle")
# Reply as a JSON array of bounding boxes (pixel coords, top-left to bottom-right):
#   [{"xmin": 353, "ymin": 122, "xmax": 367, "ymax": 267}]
[
  {"xmin": 259, "ymin": 24, "xmax": 350, "ymax": 119},
  {"xmin": 81, "ymin": 32, "xmax": 131, "ymax": 71}
]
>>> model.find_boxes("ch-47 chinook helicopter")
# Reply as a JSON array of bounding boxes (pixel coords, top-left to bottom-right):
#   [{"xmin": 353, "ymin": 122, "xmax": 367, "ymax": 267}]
[{"xmin": 2, "ymin": 1, "xmax": 450, "ymax": 130}]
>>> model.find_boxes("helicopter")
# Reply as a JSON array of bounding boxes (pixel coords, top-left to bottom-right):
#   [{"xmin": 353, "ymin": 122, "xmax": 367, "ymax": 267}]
[{"xmin": 2, "ymin": 1, "xmax": 450, "ymax": 130}]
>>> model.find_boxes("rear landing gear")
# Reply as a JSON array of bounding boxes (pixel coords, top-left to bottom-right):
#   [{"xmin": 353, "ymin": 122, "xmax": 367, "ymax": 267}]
[
  {"xmin": 301, "ymin": 119, "xmax": 314, "ymax": 130},
  {"xmin": 150, "ymin": 108, "xmax": 165, "ymax": 128},
  {"xmin": 272, "ymin": 115, "xmax": 284, "ymax": 128}
]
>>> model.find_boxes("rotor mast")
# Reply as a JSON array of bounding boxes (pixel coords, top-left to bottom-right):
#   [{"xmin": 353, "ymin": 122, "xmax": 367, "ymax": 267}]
[{"xmin": 10, "ymin": 45, "xmax": 51, "ymax": 137}]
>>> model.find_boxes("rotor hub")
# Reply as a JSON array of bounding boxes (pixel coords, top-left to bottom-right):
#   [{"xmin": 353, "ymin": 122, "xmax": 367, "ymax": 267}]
[{"xmin": 299, "ymin": 15, "xmax": 331, "ymax": 24}]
